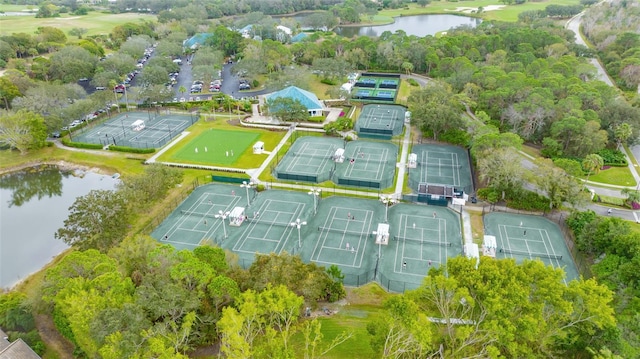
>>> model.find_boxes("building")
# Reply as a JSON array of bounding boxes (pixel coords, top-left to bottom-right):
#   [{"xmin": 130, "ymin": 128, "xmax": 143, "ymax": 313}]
[
  {"xmin": 291, "ymin": 32, "xmax": 309, "ymax": 43},
  {"xmin": 183, "ymin": 33, "xmax": 214, "ymax": 50},
  {"xmin": 265, "ymin": 86, "xmax": 324, "ymax": 116},
  {"xmin": 0, "ymin": 329, "xmax": 41, "ymax": 359}
]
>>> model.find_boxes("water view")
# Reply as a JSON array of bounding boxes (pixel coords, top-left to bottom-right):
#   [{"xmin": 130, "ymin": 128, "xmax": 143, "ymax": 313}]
[
  {"xmin": 335, "ymin": 14, "xmax": 481, "ymax": 38},
  {"xmin": 0, "ymin": 166, "xmax": 119, "ymax": 289}
]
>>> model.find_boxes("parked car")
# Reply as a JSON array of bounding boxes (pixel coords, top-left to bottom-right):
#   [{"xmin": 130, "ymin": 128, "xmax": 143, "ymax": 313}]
[{"xmin": 51, "ymin": 131, "xmax": 61, "ymax": 138}]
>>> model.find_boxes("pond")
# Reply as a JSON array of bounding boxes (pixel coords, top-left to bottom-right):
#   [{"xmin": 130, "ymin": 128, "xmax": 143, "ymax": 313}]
[
  {"xmin": 335, "ymin": 14, "xmax": 481, "ymax": 38},
  {"xmin": 0, "ymin": 165, "xmax": 119, "ymax": 289}
]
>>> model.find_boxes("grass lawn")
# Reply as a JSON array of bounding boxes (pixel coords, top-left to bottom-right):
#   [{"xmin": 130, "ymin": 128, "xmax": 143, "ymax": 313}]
[
  {"xmin": 585, "ymin": 166, "xmax": 637, "ymax": 187},
  {"xmin": 158, "ymin": 117, "xmax": 286, "ymax": 169},
  {"xmin": 174, "ymin": 130, "xmax": 259, "ymax": 165},
  {"xmin": 376, "ymin": 0, "xmax": 580, "ymax": 22},
  {"xmin": 0, "ymin": 10, "xmax": 156, "ymax": 37}
]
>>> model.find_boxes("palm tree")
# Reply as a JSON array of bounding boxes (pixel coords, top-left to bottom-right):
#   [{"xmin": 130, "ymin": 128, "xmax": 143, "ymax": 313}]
[
  {"xmin": 178, "ymin": 85, "xmax": 187, "ymax": 99},
  {"xmin": 582, "ymin": 153, "xmax": 604, "ymax": 184}
]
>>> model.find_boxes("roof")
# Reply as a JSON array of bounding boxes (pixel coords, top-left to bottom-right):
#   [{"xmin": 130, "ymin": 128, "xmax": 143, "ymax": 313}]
[
  {"xmin": 0, "ymin": 336, "xmax": 41, "ymax": 359},
  {"xmin": 266, "ymin": 86, "xmax": 323, "ymax": 111},
  {"xmin": 291, "ymin": 33, "xmax": 308, "ymax": 43},
  {"xmin": 276, "ymin": 25, "xmax": 292, "ymax": 35},
  {"xmin": 183, "ymin": 33, "xmax": 213, "ymax": 49}
]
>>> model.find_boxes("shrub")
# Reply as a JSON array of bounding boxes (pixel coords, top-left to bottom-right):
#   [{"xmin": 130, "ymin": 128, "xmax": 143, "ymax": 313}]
[
  {"xmin": 109, "ymin": 146, "xmax": 155, "ymax": 154},
  {"xmin": 505, "ymin": 189, "xmax": 549, "ymax": 211},
  {"xmin": 440, "ymin": 129, "xmax": 470, "ymax": 147},
  {"xmin": 61, "ymin": 138, "xmax": 103, "ymax": 150},
  {"xmin": 596, "ymin": 148, "xmax": 627, "ymax": 166},
  {"xmin": 320, "ymin": 78, "xmax": 337, "ymax": 85},
  {"xmin": 308, "ymin": 116, "xmax": 325, "ymax": 123},
  {"xmin": 407, "ymin": 78, "xmax": 419, "ymax": 86}
]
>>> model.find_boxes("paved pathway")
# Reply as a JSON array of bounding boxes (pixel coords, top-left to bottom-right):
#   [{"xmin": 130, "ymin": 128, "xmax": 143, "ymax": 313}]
[{"xmin": 394, "ymin": 123, "xmax": 411, "ymax": 199}]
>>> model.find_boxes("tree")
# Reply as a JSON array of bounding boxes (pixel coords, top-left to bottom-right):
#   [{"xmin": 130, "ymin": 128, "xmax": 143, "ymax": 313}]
[
  {"xmin": 408, "ymin": 80, "xmax": 466, "ymax": 140},
  {"xmin": 0, "ymin": 77, "xmax": 21, "ymax": 109},
  {"xmin": 477, "ymin": 148, "xmax": 525, "ymax": 200},
  {"xmin": 537, "ymin": 158, "xmax": 588, "ymax": 209},
  {"xmin": 613, "ymin": 123, "xmax": 633, "ymax": 147},
  {"xmin": 117, "ymin": 164, "xmax": 183, "ymax": 211},
  {"xmin": 68, "ymin": 27, "xmax": 88, "ymax": 39},
  {"xmin": 582, "ymin": 153, "xmax": 604, "ymax": 183},
  {"xmin": 0, "ymin": 110, "xmax": 48, "ymax": 154},
  {"xmin": 265, "ymin": 97, "xmax": 310, "ymax": 122},
  {"xmin": 55, "ymin": 190, "xmax": 131, "ymax": 252},
  {"xmin": 48, "ymin": 45, "xmax": 98, "ymax": 83}
]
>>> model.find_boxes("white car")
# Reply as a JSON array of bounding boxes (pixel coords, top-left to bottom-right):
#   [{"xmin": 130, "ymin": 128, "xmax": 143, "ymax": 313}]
[{"xmin": 179, "ymin": 97, "xmax": 186, "ymax": 103}]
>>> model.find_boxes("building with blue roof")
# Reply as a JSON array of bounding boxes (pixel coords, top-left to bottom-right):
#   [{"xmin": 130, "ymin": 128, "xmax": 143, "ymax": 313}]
[
  {"xmin": 291, "ymin": 33, "xmax": 308, "ymax": 43},
  {"xmin": 266, "ymin": 86, "xmax": 324, "ymax": 116},
  {"xmin": 183, "ymin": 33, "xmax": 214, "ymax": 50}
]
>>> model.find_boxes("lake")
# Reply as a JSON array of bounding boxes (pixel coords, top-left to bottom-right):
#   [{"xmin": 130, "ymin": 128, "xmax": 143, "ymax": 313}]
[
  {"xmin": 0, "ymin": 165, "xmax": 119, "ymax": 289},
  {"xmin": 335, "ymin": 14, "xmax": 481, "ymax": 38}
]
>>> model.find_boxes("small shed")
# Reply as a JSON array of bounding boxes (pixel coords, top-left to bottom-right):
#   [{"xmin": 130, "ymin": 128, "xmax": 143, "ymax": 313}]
[
  {"xmin": 375, "ymin": 223, "xmax": 390, "ymax": 245},
  {"xmin": 334, "ymin": 148, "xmax": 345, "ymax": 163},
  {"xmin": 404, "ymin": 111, "xmax": 411, "ymax": 123},
  {"xmin": 229, "ymin": 207, "xmax": 246, "ymax": 226},
  {"xmin": 482, "ymin": 235, "xmax": 497, "ymax": 258},
  {"xmin": 464, "ymin": 243, "xmax": 480, "ymax": 269},
  {"xmin": 253, "ymin": 141, "xmax": 264, "ymax": 154},
  {"xmin": 131, "ymin": 119, "xmax": 145, "ymax": 131},
  {"xmin": 408, "ymin": 153, "xmax": 417, "ymax": 168}
]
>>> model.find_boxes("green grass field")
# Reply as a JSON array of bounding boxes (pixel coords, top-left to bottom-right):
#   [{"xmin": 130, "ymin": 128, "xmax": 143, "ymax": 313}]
[
  {"xmin": 585, "ymin": 166, "xmax": 637, "ymax": 187},
  {"xmin": 371, "ymin": 0, "xmax": 581, "ymax": 23},
  {"xmin": 173, "ymin": 129, "xmax": 259, "ymax": 165},
  {"xmin": 0, "ymin": 10, "xmax": 156, "ymax": 36},
  {"xmin": 159, "ymin": 117, "xmax": 286, "ymax": 168}
]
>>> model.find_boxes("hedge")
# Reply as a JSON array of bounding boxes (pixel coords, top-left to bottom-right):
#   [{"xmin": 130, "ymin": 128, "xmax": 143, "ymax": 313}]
[
  {"xmin": 108, "ymin": 146, "xmax": 156, "ymax": 154},
  {"xmin": 61, "ymin": 138, "xmax": 104, "ymax": 150},
  {"xmin": 596, "ymin": 148, "xmax": 627, "ymax": 166}
]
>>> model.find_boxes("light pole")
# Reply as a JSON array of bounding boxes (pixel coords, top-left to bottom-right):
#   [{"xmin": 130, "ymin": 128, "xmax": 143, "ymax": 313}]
[
  {"xmin": 214, "ymin": 210, "xmax": 230, "ymax": 238},
  {"xmin": 308, "ymin": 188, "xmax": 321, "ymax": 215},
  {"xmin": 240, "ymin": 180, "xmax": 255, "ymax": 207},
  {"xmin": 380, "ymin": 195, "xmax": 396, "ymax": 223},
  {"xmin": 290, "ymin": 218, "xmax": 307, "ymax": 248}
]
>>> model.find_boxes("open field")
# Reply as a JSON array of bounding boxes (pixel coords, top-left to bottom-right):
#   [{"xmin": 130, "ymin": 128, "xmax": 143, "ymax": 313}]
[
  {"xmin": 157, "ymin": 117, "xmax": 286, "ymax": 169},
  {"xmin": 370, "ymin": 0, "xmax": 581, "ymax": 23},
  {"xmin": 0, "ymin": 10, "xmax": 156, "ymax": 36}
]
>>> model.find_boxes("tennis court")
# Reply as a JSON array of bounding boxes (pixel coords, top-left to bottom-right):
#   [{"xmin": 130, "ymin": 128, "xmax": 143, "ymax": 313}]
[
  {"xmin": 484, "ymin": 213, "xmax": 578, "ymax": 282},
  {"xmin": 306, "ymin": 196, "xmax": 381, "ymax": 281},
  {"xmin": 275, "ymin": 137, "xmax": 343, "ymax": 183},
  {"xmin": 356, "ymin": 104, "xmax": 405, "ymax": 138},
  {"xmin": 381, "ymin": 204, "xmax": 462, "ymax": 291},
  {"xmin": 73, "ymin": 112, "xmax": 195, "ymax": 149},
  {"xmin": 409, "ymin": 144, "xmax": 473, "ymax": 194},
  {"xmin": 333, "ymin": 141, "xmax": 397, "ymax": 189},
  {"xmin": 150, "ymin": 184, "xmax": 246, "ymax": 250},
  {"xmin": 233, "ymin": 191, "xmax": 311, "ymax": 256}
]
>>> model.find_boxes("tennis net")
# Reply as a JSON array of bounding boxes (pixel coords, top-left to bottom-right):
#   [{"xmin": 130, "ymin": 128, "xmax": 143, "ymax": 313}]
[
  {"xmin": 419, "ymin": 161, "xmax": 462, "ymax": 168},
  {"xmin": 499, "ymin": 248, "xmax": 562, "ymax": 260},
  {"xmin": 318, "ymin": 226, "xmax": 371, "ymax": 237},
  {"xmin": 181, "ymin": 210, "xmax": 214, "ymax": 217},
  {"xmin": 393, "ymin": 235, "xmax": 452, "ymax": 247},
  {"xmin": 244, "ymin": 218, "xmax": 292, "ymax": 228},
  {"xmin": 294, "ymin": 152, "xmax": 335, "ymax": 160}
]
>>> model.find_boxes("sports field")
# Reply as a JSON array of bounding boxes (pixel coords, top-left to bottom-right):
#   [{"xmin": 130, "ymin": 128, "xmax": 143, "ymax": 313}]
[
  {"xmin": 151, "ymin": 184, "xmax": 464, "ymax": 291},
  {"xmin": 484, "ymin": 212, "xmax": 578, "ymax": 282},
  {"xmin": 73, "ymin": 112, "xmax": 194, "ymax": 149},
  {"xmin": 275, "ymin": 136, "xmax": 343, "ymax": 183},
  {"xmin": 356, "ymin": 104, "xmax": 405, "ymax": 137},
  {"xmin": 171, "ymin": 129, "xmax": 260, "ymax": 165},
  {"xmin": 409, "ymin": 143, "xmax": 474, "ymax": 194},
  {"xmin": 334, "ymin": 141, "xmax": 397, "ymax": 189}
]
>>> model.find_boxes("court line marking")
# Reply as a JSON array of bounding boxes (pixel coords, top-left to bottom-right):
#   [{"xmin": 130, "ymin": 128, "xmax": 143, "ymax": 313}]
[
  {"xmin": 394, "ymin": 214, "xmax": 447, "ymax": 276},
  {"xmin": 311, "ymin": 206, "xmax": 373, "ymax": 268}
]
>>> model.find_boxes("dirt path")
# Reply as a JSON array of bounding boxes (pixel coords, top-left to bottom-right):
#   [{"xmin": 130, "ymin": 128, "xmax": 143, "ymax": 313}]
[{"xmin": 35, "ymin": 314, "xmax": 75, "ymax": 358}]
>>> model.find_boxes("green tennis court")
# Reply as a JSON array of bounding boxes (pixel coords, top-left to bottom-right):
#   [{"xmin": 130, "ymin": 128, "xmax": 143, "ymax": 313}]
[
  {"xmin": 409, "ymin": 144, "xmax": 474, "ymax": 194},
  {"xmin": 484, "ymin": 213, "xmax": 578, "ymax": 282},
  {"xmin": 151, "ymin": 184, "xmax": 249, "ymax": 250},
  {"xmin": 172, "ymin": 129, "xmax": 259, "ymax": 165},
  {"xmin": 275, "ymin": 136, "xmax": 343, "ymax": 183},
  {"xmin": 73, "ymin": 112, "xmax": 194, "ymax": 149},
  {"xmin": 334, "ymin": 141, "xmax": 398, "ymax": 189},
  {"xmin": 356, "ymin": 104, "xmax": 405, "ymax": 137}
]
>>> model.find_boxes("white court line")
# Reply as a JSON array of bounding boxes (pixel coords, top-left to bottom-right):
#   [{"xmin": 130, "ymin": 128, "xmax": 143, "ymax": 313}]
[
  {"xmin": 394, "ymin": 214, "xmax": 446, "ymax": 276},
  {"xmin": 286, "ymin": 142, "xmax": 334, "ymax": 174},
  {"xmin": 344, "ymin": 146, "xmax": 387, "ymax": 179},
  {"xmin": 311, "ymin": 206, "xmax": 372, "ymax": 268},
  {"xmin": 234, "ymin": 199, "xmax": 305, "ymax": 254}
]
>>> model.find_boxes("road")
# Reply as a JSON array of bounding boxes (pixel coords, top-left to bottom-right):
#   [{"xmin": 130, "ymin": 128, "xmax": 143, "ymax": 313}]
[{"xmin": 565, "ymin": 11, "xmax": 614, "ymax": 86}]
